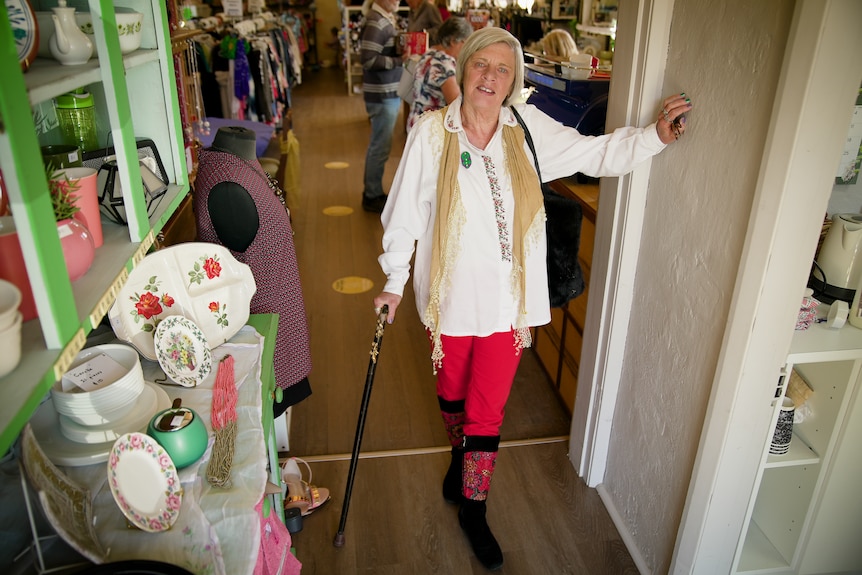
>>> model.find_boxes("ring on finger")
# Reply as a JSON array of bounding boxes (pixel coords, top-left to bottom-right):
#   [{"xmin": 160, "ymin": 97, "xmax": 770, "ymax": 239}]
[{"xmin": 662, "ymin": 108, "xmax": 671, "ymax": 122}]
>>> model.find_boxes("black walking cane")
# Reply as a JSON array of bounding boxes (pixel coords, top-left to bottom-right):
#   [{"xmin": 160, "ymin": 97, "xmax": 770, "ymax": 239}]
[{"xmin": 333, "ymin": 305, "xmax": 389, "ymax": 547}]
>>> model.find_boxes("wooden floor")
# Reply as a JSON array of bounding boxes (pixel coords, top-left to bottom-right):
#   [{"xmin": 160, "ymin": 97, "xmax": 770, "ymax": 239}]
[{"xmin": 284, "ymin": 67, "xmax": 639, "ymax": 574}]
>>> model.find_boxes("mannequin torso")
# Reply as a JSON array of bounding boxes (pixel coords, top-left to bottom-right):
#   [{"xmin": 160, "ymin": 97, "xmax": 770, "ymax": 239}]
[
  {"xmin": 194, "ymin": 126, "xmax": 313, "ymax": 410},
  {"xmin": 207, "ymin": 127, "xmax": 260, "ymax": 252}
]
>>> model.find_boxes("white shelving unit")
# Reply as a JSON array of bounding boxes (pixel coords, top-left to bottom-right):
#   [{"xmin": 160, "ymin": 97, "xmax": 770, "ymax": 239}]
[
  {"xmin": 0, "ymin": 0, "xmax": 189, "ymax": 456},
  {"xmin": 342, "ymin": 6, "xmax": 363, "ymax": 95},
  {"xmin": 733, "ymin": 321, "xmax": 862, "ymax": 574}
]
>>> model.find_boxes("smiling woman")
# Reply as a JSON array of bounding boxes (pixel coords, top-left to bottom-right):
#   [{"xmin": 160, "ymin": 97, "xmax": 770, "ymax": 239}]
[{"xmin": 371, "ymin": 26, "xmax": 691, "ymax": 571}]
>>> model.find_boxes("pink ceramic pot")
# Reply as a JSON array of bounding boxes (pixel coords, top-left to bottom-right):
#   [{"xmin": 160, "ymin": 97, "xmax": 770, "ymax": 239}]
[
  {"xmin": 0, "ymin": 217, "xmax": 38, "ymax": 321},
  {"xmin": 57, "ymin": 218, "xmax": 94, "ymax": 281},
  {"xmin": 53, "ymin": 167, "xmax": 102, "ymax": 248}
]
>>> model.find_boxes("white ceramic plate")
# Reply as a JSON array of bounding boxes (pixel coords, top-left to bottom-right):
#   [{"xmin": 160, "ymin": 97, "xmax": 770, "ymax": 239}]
[
  {"xmin": 154, "ymin": 316, "xmax": 213, "ymax": 387},
  {"xmin": 6, "ymin": 0, "xmax": 38, "ymax": 72},
  {"xmin": 58, "ymin": 381, "xmax": 171, "ymax": 444},
  {"xmin": 107, "ymin": 432, "xmax": 183, "ymax": 533},
  {"xmin": 29, "ymin": 397, "xmax": 114, "ymax": 466},
  {"xmin": 108, "ymin": 243, "xmax": 256, "ymax": 361}
]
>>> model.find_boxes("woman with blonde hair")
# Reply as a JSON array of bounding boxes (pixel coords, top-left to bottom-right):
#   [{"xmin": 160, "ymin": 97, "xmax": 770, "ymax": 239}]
[
  {"xmin": 542, "ymin": 28, "xmax": 579, "ymax": 61},
  {"xmin": 373, "ymin": 26, "xmax": 690, "ymax": 570}
]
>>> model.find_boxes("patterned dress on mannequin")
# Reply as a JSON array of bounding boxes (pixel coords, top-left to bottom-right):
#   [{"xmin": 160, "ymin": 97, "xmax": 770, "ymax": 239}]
[{"xmin": 195, "ymin": 148, "xmax": 312, "ymax": 406}]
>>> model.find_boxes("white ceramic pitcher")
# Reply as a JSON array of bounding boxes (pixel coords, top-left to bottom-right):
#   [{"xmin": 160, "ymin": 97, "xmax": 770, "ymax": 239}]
[
  {"xmin": 816, "ymin": 213, "xmax": 862, "ymax": 290},
  {"xmin": 49, "ymin": 0, "xmax": 93, "ymax": 66}
]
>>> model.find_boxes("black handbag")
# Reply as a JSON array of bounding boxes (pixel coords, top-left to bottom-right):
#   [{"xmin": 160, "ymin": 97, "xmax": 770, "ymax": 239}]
[{"xmin": 511, "ymin": 108, "xmax": 586, "ymax": 308}]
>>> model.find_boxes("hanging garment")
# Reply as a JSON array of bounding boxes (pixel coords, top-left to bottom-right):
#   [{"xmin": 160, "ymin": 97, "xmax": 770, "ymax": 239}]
[
  {"xmin": 253, "ymin": 500, "xmax": 302, "ymax": 575},
  {"xmin": 195, "ymin": 148, "xmax": 312, "ymax": 405},
  {"xmin": 280, "ymin": 129, "xmax": 301, "ymax": 213}
]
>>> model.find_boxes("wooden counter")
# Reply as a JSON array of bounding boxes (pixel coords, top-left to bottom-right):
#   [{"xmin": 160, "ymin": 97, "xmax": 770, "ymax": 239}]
[{"xmin": 533, "ymin": 177, "xmax": 598, "ymax": 415}]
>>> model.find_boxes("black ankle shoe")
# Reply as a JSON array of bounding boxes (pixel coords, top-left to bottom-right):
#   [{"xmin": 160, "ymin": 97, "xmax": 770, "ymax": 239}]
[
  {"xmin": 443, "ymin": 447, "xmax": 463, "ymax": 504},
  {"xmin": 362, "ymin": 194, "xmax": 386, "ymax": 213},
  {"xmin": 458, "ymin": 499, "xmax": 503, "ymax": 571}
]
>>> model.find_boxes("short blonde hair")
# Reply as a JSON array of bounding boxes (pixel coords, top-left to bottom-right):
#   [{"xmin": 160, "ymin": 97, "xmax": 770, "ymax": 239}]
[
  {"xmin": 455, "ymin": 27, "xmax": 524, "ymax": 108},
  {"xmin": 543, "ymin": 29, "xmax": 579, "ymax": 61}
]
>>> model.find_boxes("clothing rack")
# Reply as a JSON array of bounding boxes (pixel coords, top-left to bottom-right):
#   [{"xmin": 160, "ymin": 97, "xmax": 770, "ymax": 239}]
[{"xmin": 179, "ymin": 12, "xmax": 301, "ymax": 127}]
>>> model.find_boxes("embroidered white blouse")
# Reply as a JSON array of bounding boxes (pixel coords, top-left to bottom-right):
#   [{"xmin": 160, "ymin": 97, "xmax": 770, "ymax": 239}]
[{"xmin": 379, "ymin": 98, "xmax": 666, "ymax": 337}]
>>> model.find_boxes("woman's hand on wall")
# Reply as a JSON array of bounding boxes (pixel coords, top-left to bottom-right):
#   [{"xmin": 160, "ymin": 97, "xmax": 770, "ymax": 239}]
[{"xmin": 656, "ymin": 93, "xmax": 692, "ymax": 144}]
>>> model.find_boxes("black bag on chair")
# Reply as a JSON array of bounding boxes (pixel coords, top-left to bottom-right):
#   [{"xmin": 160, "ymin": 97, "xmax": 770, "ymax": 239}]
[{"xmin": 511, "ymin": 108, "xmax": 585, "ymax": 308}]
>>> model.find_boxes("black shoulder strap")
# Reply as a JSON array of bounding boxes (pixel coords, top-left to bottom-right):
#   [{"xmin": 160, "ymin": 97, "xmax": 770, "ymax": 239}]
[{"xmin": 510, "ymin": 106, "xmax": 542, "ymax": 183}]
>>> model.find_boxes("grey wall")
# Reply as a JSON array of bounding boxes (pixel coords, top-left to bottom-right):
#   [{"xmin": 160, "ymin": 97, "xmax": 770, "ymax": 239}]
[{"xmin": 600, "ymin": 0, "xmax": 795, "ymax": 572}]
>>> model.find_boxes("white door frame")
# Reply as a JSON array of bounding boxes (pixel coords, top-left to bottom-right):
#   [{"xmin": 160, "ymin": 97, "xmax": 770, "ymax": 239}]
[
  {"xmin": 565, "ymin": 0, "xmax": 862, "ymax": 569},
  {"xmin": 569, "ymin": 0, "xmax": 676, "ymax": 486},
  {"xmin": 670, "ymin": 2, "xmax": 862, "ymax": 572}
]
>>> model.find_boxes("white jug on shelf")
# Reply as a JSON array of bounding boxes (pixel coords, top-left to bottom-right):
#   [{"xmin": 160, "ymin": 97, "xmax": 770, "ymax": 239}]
[{"xmin": 49, "ymin": 0, "xmax": 93, "ymax": 66}]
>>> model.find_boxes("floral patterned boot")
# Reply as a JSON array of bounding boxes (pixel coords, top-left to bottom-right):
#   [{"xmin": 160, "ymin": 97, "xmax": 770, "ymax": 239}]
[{"xmin": 459, "ymin": 435, "xmax": 502, "ymax": 571}]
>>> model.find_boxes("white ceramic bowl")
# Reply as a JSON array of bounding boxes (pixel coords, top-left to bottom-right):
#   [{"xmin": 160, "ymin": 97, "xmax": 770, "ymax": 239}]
[
  {"xmin": 0, "ymin": 311, "xmax": 22, "ymax": 378},
  {"xmin": 58, "ymin": 381, "xmax": 171, "ymax": 444},
  {"xmin": 561, "ymin": 66, "xmax": 592, "ymax": 81},
  {"xmin": 74, "ymin": 8, "xmax": 143, "ymax": 55},
  {"xmin": 115, "ymin": 8, "xmax": 144, "ymax": 54},
  {"xmin": 0, "ymin": 279, "xmax": 22, "ymax": 331},
  {"xmin": 51, "ymin": 344, "xmax": 144, "ymax": 425}
]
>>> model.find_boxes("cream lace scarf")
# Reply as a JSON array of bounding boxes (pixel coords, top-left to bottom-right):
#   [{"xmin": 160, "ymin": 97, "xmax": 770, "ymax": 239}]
[{"xmin": 424, "ymin": 106, "xmax": 544, "ymax": 371}]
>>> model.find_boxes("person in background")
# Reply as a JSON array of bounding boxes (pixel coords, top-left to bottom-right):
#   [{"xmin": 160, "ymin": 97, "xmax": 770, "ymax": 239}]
[
  {"xmin": 406, "ymin": 0, "xmax": 443, "ymax": 45},
  {"xmin": 542, "ymin": 27, "xmax": 579, "ymax": 62},
  {"xmin": 372, "ymin": 27, "xmax": 690, "ymax": 571},
  {"xmin": 436, "ymin": 0, "xmax": 451, "ymax": 21},
  {"xmin": 360, "ymin": 0, "xmax": 402, "ymax": 213},
  {"xmin": 406, "ymin": 17, "xmax": 473, "ymax": 132}
]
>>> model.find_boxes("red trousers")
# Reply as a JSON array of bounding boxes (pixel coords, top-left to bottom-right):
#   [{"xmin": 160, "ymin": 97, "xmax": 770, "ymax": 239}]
[{"xmin": 433, "ymin": 330, "xmax": 523, "ymax": 437}]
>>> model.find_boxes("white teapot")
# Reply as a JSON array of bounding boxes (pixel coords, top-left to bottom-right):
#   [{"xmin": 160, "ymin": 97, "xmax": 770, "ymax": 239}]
[{"xmin": 49, "ymin": 0, "xmax": 93, "ymax": 65}]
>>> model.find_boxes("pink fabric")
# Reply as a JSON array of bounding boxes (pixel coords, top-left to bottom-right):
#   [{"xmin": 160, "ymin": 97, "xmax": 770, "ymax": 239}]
[
  {"xmin": 440, "ymin": 410, "xmax": 465, "ymax": 447},
  {"xmin": 433, "ymin": 330, "xmax": 523, "ymax": 437},
  {"xmin": 253, "ymin": 500, "xmax": 302, "ymax": 575},
  {"xmin": 463, "ymin": 450, "xmax": 497, "ymax": 500},
  {"xmin": 211, "ymin": 354, "xmax": 238, "ymax": 429}
]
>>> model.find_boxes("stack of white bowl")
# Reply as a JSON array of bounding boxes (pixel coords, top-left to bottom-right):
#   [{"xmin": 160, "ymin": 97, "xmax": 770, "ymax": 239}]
[
  {"xmin": 0, "ymin": 279, "xmax": 23, "ymax": 378},
  {"xmin": 51, "ymin": 344, "xmax": 145, "ymax": 442}
]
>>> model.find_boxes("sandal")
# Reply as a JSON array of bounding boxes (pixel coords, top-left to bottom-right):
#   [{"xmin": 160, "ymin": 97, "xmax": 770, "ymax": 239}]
[{"xmin": 282, "ymin": 457, "xmax": 330, "ymax": 517}]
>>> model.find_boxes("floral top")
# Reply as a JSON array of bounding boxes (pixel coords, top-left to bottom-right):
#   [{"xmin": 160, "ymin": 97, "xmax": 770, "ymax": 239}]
[{"xmin": 407, "ymin": 49, "xmax": 456, "ymax": 132}]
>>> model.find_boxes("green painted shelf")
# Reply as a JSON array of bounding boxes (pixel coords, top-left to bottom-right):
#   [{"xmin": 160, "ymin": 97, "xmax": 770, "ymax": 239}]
[{"xmin": 0, "ymin": 0, "xmax": 189, "ymax": 456}]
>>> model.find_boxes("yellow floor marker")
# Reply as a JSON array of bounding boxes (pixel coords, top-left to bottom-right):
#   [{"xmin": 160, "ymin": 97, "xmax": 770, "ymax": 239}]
[
  {"xmin": 324, "ymin": 161, "xmax": 350, "ymax": 169},
  {"xmin": 332, "ymin": 276, "xmax": 374, "ymax": 294},
  {"xmin": 323, "ymin": 206, "xmax": 354, "ymax": 216}
]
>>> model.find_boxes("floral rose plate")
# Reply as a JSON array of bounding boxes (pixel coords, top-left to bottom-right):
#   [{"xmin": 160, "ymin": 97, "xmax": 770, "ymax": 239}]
[
  {"xmin": 154, "ymin": 316, "xmax": 212, "ymax": 387},
  {"xmin": 107, "ymin": 432, "xmax": 183, "ymax": 533},
  {"xmin": 108, "ymin": 243, "xmax": 256, "ymax": 361}
]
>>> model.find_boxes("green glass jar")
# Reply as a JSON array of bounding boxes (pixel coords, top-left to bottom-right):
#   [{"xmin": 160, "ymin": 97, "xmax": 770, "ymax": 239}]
[{"xmin": 55, "ymin": 89, "xmax": 98, "ymax": 152}]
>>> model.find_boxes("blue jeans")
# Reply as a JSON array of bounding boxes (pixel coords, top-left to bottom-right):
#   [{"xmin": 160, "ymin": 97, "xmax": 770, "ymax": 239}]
[{"xmin": 363, "ymin": 98, "xmax": 401, "ymax": 200}]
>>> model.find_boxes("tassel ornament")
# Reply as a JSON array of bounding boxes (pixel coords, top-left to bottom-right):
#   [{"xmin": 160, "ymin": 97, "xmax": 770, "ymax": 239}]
[{"xmin": 207, "ymin": 354, "xmax": 238, "ymax": 488}]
